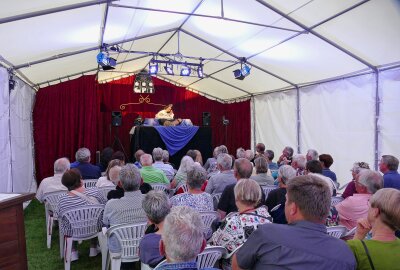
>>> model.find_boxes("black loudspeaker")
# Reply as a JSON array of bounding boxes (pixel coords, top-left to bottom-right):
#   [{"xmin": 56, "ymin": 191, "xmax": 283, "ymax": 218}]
[
  {"xmin": 111, "ymin": 111, "xmax": 122, "ymax": 127},
  {"xmin": 202, "ymin": 112, "xmax": 211, "ymax": 126}
]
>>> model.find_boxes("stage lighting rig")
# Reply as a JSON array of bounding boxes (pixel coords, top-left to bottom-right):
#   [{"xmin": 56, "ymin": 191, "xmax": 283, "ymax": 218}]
[{"xmin": 233, "ymin": 59, "xmax": 251, "ymax": 80}]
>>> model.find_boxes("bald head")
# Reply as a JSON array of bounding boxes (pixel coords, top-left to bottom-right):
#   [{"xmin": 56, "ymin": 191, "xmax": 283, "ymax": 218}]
[{"xmin": 234, "ymin": 158, "xmax": 253, "ymax": 179}]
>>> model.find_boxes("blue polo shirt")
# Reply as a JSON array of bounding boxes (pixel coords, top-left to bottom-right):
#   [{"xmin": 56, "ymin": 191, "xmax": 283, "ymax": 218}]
[
  {"xmin": 383, "ymin": 170, "xmax": 400, "ymax": 190},
  {"xmin": 322, "ymin": 168, "xmax": 337, "ymax": 182},
  {"xmin": 236, "ymin": 221, "xmax": 356, "ymax": 270}
]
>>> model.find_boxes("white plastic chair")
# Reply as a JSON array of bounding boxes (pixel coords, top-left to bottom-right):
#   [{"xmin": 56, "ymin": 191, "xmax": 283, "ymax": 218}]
[
  {"xmin": 270, "ymin": 203, "xmax": 282, "ymax": 212},
  {"xmin": 199, "ymin": 211, "xmax": 219, "ymax": 238},
  {"xmin": 150, "ymin": 184, "xmax": 170, "ymax": 194},
  {"xmin": 261, "ymin": 185, "xmax": 277, "ymax": 199},
  {"xmin": 342, "ymin": 227, "xmax": 357, "ymax": 239},
  {"xmin": 83, "ymin": 179, "xmax": 98, "ymax": 188},
  {"xmin": 197, "ymin": 246, "xmax": 226, "ymax": 269},
  {"xmin": 98, "ymin": 186, "xmax": 115, "ymax": 201},
  {"xmin": 331, "ymin": 196, "xmax": 344, "ymax": 207},
  {"xmin": 59, "ymin": 205, "xmax": 104, "ymax": 270},
  {"xmin": 212, "ymin": 193, "xmax": 222, "ymax": 210},
  {"xmin": 326, "ymin": 225, "xmax": 347, "ymax": 238},
  {"xmin": 177, "ymin": 184, "xmax": 189, "ymax": 193},
  {"xmin": 43, "ymin": 191, "xmax": 67, "ymax": 249},
  {"xmin": 221, "ymin": 244, "xmax": 243, "ymax": 270},
  {"xmin": 105, "ymin": 222, "xmax": 148, "ymax": 270}
]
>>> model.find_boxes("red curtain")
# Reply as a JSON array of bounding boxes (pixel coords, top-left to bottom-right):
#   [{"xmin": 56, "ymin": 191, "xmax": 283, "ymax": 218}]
[
  {"xmin": 34, "ymin": 75, "xmax": 250, "ymax": 182},
  {"xmin": 33, "ymin": 75, "xmax": 99, "ymax": 181}
]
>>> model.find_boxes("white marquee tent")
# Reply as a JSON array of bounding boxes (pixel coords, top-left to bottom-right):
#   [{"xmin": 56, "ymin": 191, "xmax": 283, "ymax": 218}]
[{"xmin": 0, "ymin": 0, "xmax": 399, "ymax": 192}]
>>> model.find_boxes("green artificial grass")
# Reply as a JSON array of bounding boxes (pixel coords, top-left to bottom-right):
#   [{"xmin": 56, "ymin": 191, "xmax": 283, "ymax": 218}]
[{"xmin": 24, "ymin": 199, "xmax": 102, "ymax": 270}]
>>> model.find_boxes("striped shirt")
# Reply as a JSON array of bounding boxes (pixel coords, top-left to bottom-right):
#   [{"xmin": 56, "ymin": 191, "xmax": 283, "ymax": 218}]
[
  {"xmin": 58, "ymin": 188, "xmax": 106, "ymax": 236},
  {"xmin": 140, "ymin": 166, "xmax": 169, "ymax": 184}
]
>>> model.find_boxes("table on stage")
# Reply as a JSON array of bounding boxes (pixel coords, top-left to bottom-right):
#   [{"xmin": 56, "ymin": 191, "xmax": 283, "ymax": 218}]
[
  {"xmin": 0, "ymin": 193, "xmax": 35, "ymax": 270},
  {"xmin": 130, "ymin": 126, "xmax": 212, "ymax": 167}
]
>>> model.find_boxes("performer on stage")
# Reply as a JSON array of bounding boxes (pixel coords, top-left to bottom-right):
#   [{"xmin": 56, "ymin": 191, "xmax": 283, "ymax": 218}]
[{"xmin": 156, "ymin": 104, "xmax": 182, "ymax": 126}]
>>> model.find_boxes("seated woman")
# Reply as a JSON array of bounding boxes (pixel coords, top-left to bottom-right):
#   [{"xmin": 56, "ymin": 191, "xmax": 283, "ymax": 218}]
[
  {"xmin": 139, "ymin": 190, "xmax": 171, "ymax": 268},
  {"xmin": 96, "ymin": 159, "xmax": 122, "ymax": 187},
  {"xmin": 342, "ymin": 162, "xmax": 370, "ymax": 199},
  {"xmin": 58, "ymin": 169, "xmax": 106, "ymax": 261},
  {"xmin": 347, "ymin": 188, "xmax": 400, "ymax": 270},
  {"xmin": 211, "ymin": 178, "xmax": 272, "ymax": 253},
  {"xmin": 171, "ymin": 156, "xmax": 194, "ymax": 189},
  {"xmin": 250, "ymin": 157, "xmax": 275, "ymax": 186},
  {"xmin": 170, "ymin": 164, "xmax": 213, "ymax": 212}
]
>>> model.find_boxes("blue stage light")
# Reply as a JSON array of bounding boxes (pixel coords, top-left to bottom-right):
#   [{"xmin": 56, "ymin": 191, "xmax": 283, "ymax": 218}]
[
  {"xmin": 149, "ymin": 63, "xmax": 158, "ymax": 75},
  {"xmin": 96, "ymin": 52, "xmax": 116, "ymax": 70},
  {"xmin": 197, "ymin": 66, "xmax": 204, "ymax": 78},
  {"xmin": 180, "ymin": 66, "xmax": 191, "ymax": 76},
  {"xmin": 164, "ymin": 65, "xmax": 174, "ymax": 75}
]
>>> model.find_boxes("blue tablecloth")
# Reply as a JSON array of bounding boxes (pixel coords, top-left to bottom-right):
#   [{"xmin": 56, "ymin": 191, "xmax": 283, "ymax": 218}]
[{"xmin": 154, "ymin": 126, "xmax": 199, "ymax": 155}]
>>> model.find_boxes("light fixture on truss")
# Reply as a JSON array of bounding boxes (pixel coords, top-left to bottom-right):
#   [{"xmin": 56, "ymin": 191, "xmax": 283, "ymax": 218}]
[{"xmin": 233, "ymin": 59, "xmax": 251, "ymax": 80}]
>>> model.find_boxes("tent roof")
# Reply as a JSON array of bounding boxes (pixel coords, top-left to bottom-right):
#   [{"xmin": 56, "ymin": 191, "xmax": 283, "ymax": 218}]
[{"xmin": 1, "ymin": 0, "xmax": 399, "ymax": 101}]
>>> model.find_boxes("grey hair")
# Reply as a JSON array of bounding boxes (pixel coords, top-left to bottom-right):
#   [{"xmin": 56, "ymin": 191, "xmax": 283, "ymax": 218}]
[
  {"xmin": 178, "ymin": 156, "xmax": 195, "ymax": 174},
  {"xmin": 162, "ymin": 206, "xmax": 204, "ymax": 262},
  {"xmin": 109, "ymin": 166, "xmax": 121, "ymax": 185},
  {"xmin": 75, "ymin": 147, "xmax": 90, "ymax": 162},
  {"xmin": 306, "ymin": 149, "xmax": 319, "ymax": 160},
  {"xmin": 217, "ymin": 145, "xmax": 228, "ymax": 155},
  {"xmin": 236, "ymin": 148, "xmax": 246, "ymax": 159},
  {"xmin": 119, "ymin": 163, "xmax": 141, "ymax": 191},
  {"xmin": 234, "ymin": 178, "xmax": 262, "ymax": 206},
  {"xmin": 234, "ymin": 158, "xmax": 253, "ymax": 178},
  {"xmin": 142, "ymin": 190, "xmax": 171, "ymax": 224},
  {"xmin": 152, "ymin": 147, "xmax": 164, "ymax": 161},
  {"xmin": 293, "ymin": 154, "xmax": 306, "ymax": 169},
  {"xmin": 162, "ymin": 150, "xmax": 169, "ymax": 162},
  {"xmin": 381, "ymin": 155, "xmax": 399, "ymax": 171},
  {"xmin": 351, "ymin": 162, "xmax": 370, "ymax": 174},
  {"xmin": 245, "ymin": 150, "xmax": 254, "ymax": 161},
  {"xmin": 140, "ymin": 154, "xmax": 153, "ymax": 166},
  {"xmin": 54, "ymin": 158, "xmax": 70, "ymax": 174},
  {"xmin": 358, "ymin": 169, "xmax": 383, "ymax": 194},
  {"xmin": 187, "ymin": 164, "xmax": 207, "ymax": 189},
  {"xmin": 278, "ymin": 165, "xmax": 297, "ymax": 184},
  {"xmin": 287, "ymin": 175, "xmax": 331, "ymax": 222},
  {"xmin": 370, "ymin": 188, "xmax": 400, "ymax": 231},
  {"xmin": 254, "ymin": 157, "xmax": 268, "ymax": 174},
  {"xmin": 217, "ymin": 153, "xmax": 232, "ymax": 170},
  {"xmin": 285, "ymin": 146, "xmax": 294, "ymax": 157}
]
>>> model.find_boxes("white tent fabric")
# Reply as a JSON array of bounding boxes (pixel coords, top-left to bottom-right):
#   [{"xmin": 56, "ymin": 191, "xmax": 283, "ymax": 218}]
[{"xmin": 0, "ymin": 67, "xmax": 36, "ymax": 193}]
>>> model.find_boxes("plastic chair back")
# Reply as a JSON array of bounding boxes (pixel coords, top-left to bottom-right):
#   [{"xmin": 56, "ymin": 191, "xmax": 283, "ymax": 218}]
[
  {"xmin": 212, "ymin": 193, "xmax": 222, "ymax": 210},
  {"xmin": 83, "ymin": 179, "xmax": 98, "ymax": 188},
  {"xmin": 199, "ymin": 211, "xmax": 218, "ymax": 234},
  {"xmin": 261, "ymin": 185, "xmax": 277, "ymax": 199},
  {"xmin": 197, "ymin": 246, "xmax": 226, "ymax": 269},
  {"xmin": 326, "ymin": 225, "xmax": 347, "ymax": 238},
  {"xmin": 150, "ymin": 184, "xmax": 169, "ymax": 194},
  {"xmin": 331, "ymin": 196, "xmax": 344, "ymax": 207},
  {"xmin": 98, "ymin": 186, "xmax": 115, "ymax": 201}
]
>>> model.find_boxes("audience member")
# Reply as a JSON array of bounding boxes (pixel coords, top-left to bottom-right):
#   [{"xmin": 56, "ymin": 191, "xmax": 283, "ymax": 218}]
[
  {"xmin": 58, "ymin": 169, "xmax": 106, "ymax": 260},
  {"xmin": 236, "ymin": 148, "xmax": 246, "ymax": 159},
  {"xmin": 139, "ymin": 191, "xmax": 171, "ymax": 268},
  {"xmin": 218, "ymin": 145, "xmax": 228, "ymax": 155},
  {"xmin": 245, "ymin": 149, "xmax": 254, "ymax": 162},
  {"xmin": 342, "ymin": 162, "xmax": 370, "ymax": 199},
  {"xmin": 306, "ymin": 160, "xmax": 336, "ymax": 196},
  {"xmin": 158, "ymin": 206, "xmax": 212, "ymax": 270},
  {"xmin": 379, "ymin": 155, "xmax": 400, "ymax": 189},
  {"xmin": 250, "ymin": 157, "xmax": 274, "ymax": 185},
  {"xmin": 97, "ymin": 147, "xmax": 114, "ymax": 173},
  {"xmin": 348, "ymin": 188, "xmax": 400, "ymax": 270},
  {"xmin": 194, "ymin": 150, "xmax": 203, "ymax": 166},
  {"xmin": 96, "ymin": 159, "xmax": 122, "ymax": 187},
  {"xmin": 111, "ymin": 151, "xmax": 125, "ymax": 165},
  {"xmin": 218, "ymin": 158, "xmax": 265, "ymax": 219},
  {"xmin": 134, "ymin": 149, "xmax": 145, "ymax": 169},
  {"xmin": 162, "ymin": 150, "xmax": 176, "ymax": 169},
  {"xmin": 335, "ymin": 169, "xmax": 383, "ymax": 230},
  {"xmin": 277, "ymin": 146, "xmax": 293, "ymax": 166},
  {"xmin": 73, "ymin": 147, "xmax": 101, "ymax": 179},
  {"xmin": 203, "ymin": 147, "xmax": 219, "ymax": 175},
  {"xmin": 152, "ymin": 147, "xmax": 175, "ymax": 181},
  {"xmin": 265, "ymin": 165, "xmax": 296, "ymax": 224},
  {"xmin": 265, "ymin": 150, "xmax": 278, "ymax": 171},
  {"xmin": 140, "ymin": 154, "xmax": 169, "ymax": 185},
  {"xmin": 212, "ymin": 179, "xmax": 271, "ymax": 252},
  {"xmin": 170, "ymin": 164, "xmax": 213, "ymax": 211},
  {"xmin": 291, "ymin": 154, "xmax": 306, "ymax": 176},
  {"xmin": 171, "ymin": 156, "xmax": 194, "ymax": 189},
  {"xmin": 103, "ymin": 164, "xmax": 147, "ymax": 253},
  {"xmin": 186, "ymin": 149, "xmax": 197, "ymax": 161},
  {"xmin": 36, "ymin": 158, "xmax": 69, "ymax": 202},
  {"xmin": 319, "ymin": 154, "xmax": 337, "ymax": 183},
  {"xmin": 255, "ymin": 143, "xmax": 266, "ymax": 159},
  {"xmin": 205, "ymin": 153, "xmax": 235, "ymax": 195},
  {"xmin": 306, "ymin": 149, "xmax": 319, "ymax": 161},
  {"xmin": 232, "ymin": 175, "xmax": 357, "ymax": 270}
]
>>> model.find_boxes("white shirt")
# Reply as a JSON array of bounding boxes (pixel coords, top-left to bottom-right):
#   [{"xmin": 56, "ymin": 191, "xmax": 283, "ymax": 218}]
[
  {"xmin": 36, "ymin": 173, "xmax": 68, "ymax": 202},
  {"xmin": 309, "ymin": 173, "xmax": 336, "ymax": 196},
  {"xmin": 155, "ymin": 109, "xmax": 174, "ymax": 120},
  {"xmin": 96, "ymin": 176, "xmax": 115, "ymax": 188}
]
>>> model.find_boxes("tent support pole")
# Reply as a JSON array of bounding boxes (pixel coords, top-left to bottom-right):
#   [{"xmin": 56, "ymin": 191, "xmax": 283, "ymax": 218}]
[
  {"xmin": 252, "ymin": 96, "xmax": 256, "ymax": 150},
  {"xmin": 374, "ymin": 72, "xmax": 380, "ymax": 170},
  {"xmin": 296, "ymin": 86, "xmax": 301, "ymax": 154}
]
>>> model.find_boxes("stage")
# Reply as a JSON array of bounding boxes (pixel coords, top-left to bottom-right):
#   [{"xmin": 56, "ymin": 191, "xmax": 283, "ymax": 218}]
[{"xmin": 130, "ymin": 126, "xmax": 213, "ymax": 168}]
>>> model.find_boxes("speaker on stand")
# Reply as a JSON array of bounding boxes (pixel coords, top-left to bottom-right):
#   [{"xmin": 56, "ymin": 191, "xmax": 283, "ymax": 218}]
[
  {"xmin": 111, "ymin": 111, "xmax": 127, "ymax": 159},
  {"xmin": 202, "ymin": 112, "xmax": 211, "ymax": 127}
]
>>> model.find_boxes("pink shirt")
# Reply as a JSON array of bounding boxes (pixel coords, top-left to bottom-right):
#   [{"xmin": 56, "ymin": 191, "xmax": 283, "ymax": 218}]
[{"xmin": 335, "ymin": 193, "xmax": 371, "ymax": 230}]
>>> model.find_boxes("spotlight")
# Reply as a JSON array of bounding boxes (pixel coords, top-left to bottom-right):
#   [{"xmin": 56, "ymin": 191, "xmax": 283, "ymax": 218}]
[
  {"xmin": 96, "ymin": 52, "xmax": 116, "ymax": 70},
  {"xmin": 197, "ymin": 66, "xmax": 204, "ymax": 78},
  {"xmin": 149, "ymin": 62, "xmax": 158, "ymax": 75},
  {"xmin": 180, "ymin": 65, "xmax": 191, "ymax": 76},
  {"xmin": 164, "ymin": 64, "xmax": 174, "ymax": 75},
  {"xmin": 233, "ymin": 63, "xmax": 251, "ymax": 80},
  {"xmin": 241, "ymin": 64, "xmax": 251, "ymax": 76},
  {"xmin": 233, "ymin": 69, "xmax": 245, "ymax": 80}
]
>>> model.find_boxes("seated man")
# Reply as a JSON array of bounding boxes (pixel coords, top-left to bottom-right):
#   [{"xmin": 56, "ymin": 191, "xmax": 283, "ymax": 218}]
[
  {"xmin": 155, "ymin": 104, "xmax": 182, "ymax": 126},
  {"xmin": 205, "ymin": 153, "xmax": 236, "ymax": 195},
  {"xmin": 152, "ymin": 147, "xmax": 175, "ymax": 181},
  {"xmin": 158, "ymin": 206, "xmax": 217, "ymax": 270},
  {"xmin": 277, "ymin": 146, "xmax": 294, "ymax": 166},
  {"xmin": 305, "ymin": 160, "xmax": 336, "ymax": 196},
  {"xmin": 73, "ymin": 147, "xmax": 101, "ymax": 179},
  {"xmin": 319, "ymin": 154, "xmax": 337, "ymax": 183},
  {"xmin": 379, "ymin": 154, "xmax": 400, "ymax": 189},
  {"xmin": 102, "ymin": 164, "xmax": 147, "ymax": 253},
  {"xmin": 140, "ymin": 154, "xmax": 169, "ymax": 185},
  {"xmin": 36, "ymin": 157, "xmax": 69, "ymax": 202},
  {"xmin": 232, "ymin": 175, "xmax": 357, "ymax": 270},
  {"xmin": 291, "ymin": 154, "xmax": 306, "ymax": 176},
  {"xmin": 335, "ymin": 169, "xmax": 383, "ymax": 230}
]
